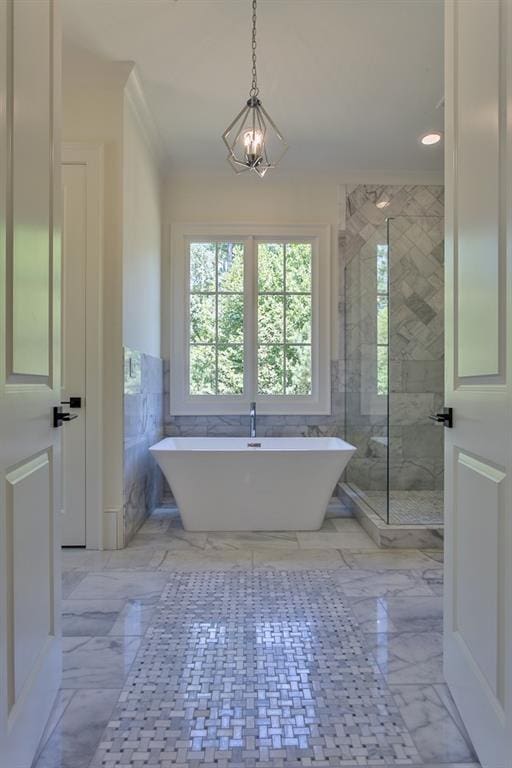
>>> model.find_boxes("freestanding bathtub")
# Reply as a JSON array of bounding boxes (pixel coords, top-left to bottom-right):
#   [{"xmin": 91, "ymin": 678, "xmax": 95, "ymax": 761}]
[{"xmin": 150, "ymin": 436, "xmax": 356, "ymax": 531}]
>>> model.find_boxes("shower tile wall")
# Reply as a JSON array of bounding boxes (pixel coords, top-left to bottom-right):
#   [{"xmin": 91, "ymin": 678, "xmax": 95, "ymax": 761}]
[
  {"xmin": 344, "ymin": 185, "xmax": 444, "ymax": 511},
  {"xmin": 123, "ymin": 347, "xmax": 164, "ymax": 544}
]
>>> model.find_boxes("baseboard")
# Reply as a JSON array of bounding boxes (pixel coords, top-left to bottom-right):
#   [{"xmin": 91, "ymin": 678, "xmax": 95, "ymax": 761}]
[{"xmin": 103, "ymin": 508, "xmax": 122, "ymax": 550}]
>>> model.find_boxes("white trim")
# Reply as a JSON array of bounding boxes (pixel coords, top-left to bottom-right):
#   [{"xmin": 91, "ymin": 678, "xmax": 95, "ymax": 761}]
[
  {"xmin": 124, "ymin": 65, "xmax": 165, "ymax": 166},
  {"xmin": 170, "ymin": 223, "xmax": 331, "ymax": 416},
  {"xmin": 62, "ymin": 142, "xmax": 104, "ymax": 550}
]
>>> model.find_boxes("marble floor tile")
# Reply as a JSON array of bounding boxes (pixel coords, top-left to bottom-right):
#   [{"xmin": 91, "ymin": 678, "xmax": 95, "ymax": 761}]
[
  {"xmin": 34, "ymin": 689, "xmax": 120, "ymax": 768},
  {"xmin": 61, "ymin": 549, "xmax": 112, "ymax": 571},
  {"xmin": 297, "ymin": 529, "xmax": 378, "ymax": 549},
  {"xmin": 160, "ymin": 549, "xmax": 253, "ymax": 571},
  {"xmin": 335, "ymin": 568, "xmax": 436, "ymax": 597},
  {"xmin": 348, "ymin": 596, "xmax": 399, "ymax": 633},
  {"xmin": 38, "ymin": 509, "xmax": 469, "ymax": 768},
  {"xmin": 318, "ymin": 517, "xmax": 337, "ymax": 530},
  {"xmin": 342, "ymin": 549, "xmax": 442, "ymax": 570},
  {"xmin": 253, "ymin": 547, "xmax": 347, "ymax": 571},
  {"xmin": 390, "ymin": 684, "xmax": 477, "ymax": 764},
  {"xmin": 126, "ymin": 529, "xmax": 208, "ymax": 551},
  {"xmin": 331, "ymin": 516, "xmax": 370, "ymax": 531},
  {"xmin": 62, "ymin": 599, "xmax": 125, "ymax": 636},
  {"xmin": 433, "ymin": 683, "xmax": 476, "ymax": 747},
  {"xmin": 69, "ymin": 570, "xmax": 169, "ymax": 600},
  {"xmin": 366, "ymin": 631, "xmax": 444, "ymax": 683},
  {"xmin": 62, "ymin": 636, "xmax": 140, "ymax": 689},
  {"xmin": 380, "ymin": 596, "xmax": 443, "ymax": 632},
  {"xmin": 104, "ymin": 548, "xmax": 166, "ymax": 569},
  {"xmin": 108, "ymin": 597, "xmax": 158, "ymax": 636},
  {"xmin": 206, "ymin": 531, "xmax": 300, "ymax": 549},
  {"xmin": 61, "ymin": 570, "xmax": 88, "ymax": 599},
  {"xmin": 35, "ymin": 689, "xmax": 75, "ymax": 757}
]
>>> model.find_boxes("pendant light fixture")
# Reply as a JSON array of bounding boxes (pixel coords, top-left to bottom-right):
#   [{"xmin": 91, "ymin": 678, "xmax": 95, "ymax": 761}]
[{"xmin": 222, "ymin": 0, "xmax": 288, "ymax": 178}]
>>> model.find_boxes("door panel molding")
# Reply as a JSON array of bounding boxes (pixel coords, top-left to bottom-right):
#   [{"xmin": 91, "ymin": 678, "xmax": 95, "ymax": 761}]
[{"xmin": 444, "ymin": 1, "xmax": 512, "ymax": 764}]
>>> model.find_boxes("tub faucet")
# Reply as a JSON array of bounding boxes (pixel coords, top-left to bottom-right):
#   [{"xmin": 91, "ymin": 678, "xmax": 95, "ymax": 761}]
[{"xmin": 249, "ymin": 401, "xmax": 256, "ymax": 438}]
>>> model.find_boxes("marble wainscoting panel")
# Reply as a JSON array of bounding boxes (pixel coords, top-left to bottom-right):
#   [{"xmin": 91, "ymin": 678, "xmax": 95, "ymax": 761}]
[
  {"xmin": 123, "ymin": 347, "xmax": 164, "ymax": 545},
  {"xmin": 164, "ymin": 363, "xmax": 345, "ymax": 439}
]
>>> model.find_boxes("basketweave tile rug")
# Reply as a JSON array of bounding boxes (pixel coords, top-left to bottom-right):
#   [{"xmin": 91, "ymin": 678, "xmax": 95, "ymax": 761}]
[{"xmin": 91, "ymin": 571, "xmax": 421, "ymax": 768}]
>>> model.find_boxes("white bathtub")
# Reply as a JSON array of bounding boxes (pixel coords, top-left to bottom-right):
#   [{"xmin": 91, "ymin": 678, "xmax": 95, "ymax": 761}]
[{"xmin": 150, "ymin": 436, "xmax": 356, "ymax": 531}]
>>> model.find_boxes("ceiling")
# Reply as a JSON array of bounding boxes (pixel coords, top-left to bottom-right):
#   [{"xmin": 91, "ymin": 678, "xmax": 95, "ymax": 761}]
[{"xmin": 61, "ymin": 0, "xmax": 444, "ymax": 176}]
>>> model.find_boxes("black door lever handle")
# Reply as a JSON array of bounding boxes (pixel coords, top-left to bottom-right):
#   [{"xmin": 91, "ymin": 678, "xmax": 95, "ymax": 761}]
[
  {"xmin": 53, "ymin": 406, "xmax": 79, "ymax": 428},
  {"xmin": 61, "ymin": 396, "xmax": 82, "ymax": 408},
  {"xmin": 429, "ymin": 407, "xmax": 453, "ymax": 428}
]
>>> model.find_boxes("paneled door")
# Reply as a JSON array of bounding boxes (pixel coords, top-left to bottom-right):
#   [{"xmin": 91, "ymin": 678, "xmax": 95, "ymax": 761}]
[
  {"xmin": 0, "ymin": 2, "xmax": 62, "ymax": 767},
  {"xmin": 444, "ymin": 1, "xmax": 512, "ymax": 766}
]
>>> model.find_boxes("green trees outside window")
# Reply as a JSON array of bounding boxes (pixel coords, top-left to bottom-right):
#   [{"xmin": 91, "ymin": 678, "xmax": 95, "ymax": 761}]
[{"xmin": 188, "ymin": 241, "xmax": 313, "ymax": 397}]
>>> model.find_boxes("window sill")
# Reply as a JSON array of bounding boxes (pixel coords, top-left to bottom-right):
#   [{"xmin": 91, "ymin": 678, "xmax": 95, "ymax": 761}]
[{"xmin": 170, "ymin": 396, "xmax": 332, "ymax": 417}]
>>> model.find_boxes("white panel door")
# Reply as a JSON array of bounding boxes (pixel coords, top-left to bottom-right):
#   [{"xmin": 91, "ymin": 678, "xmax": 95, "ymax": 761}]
[
  {"xmin": 0, "ymin": 1, "xmax": 62, "ymax": 767},
  {"xmin": 61, "ymin": 163, "xmax": 86, "ymax": 546},
  {"xmin": 444, "ymin": 1, "xmax": 512, "ymax": 766}
]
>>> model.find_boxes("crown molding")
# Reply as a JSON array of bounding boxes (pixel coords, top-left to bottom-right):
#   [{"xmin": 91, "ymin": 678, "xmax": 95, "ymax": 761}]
[{"xmin": 124, "ymin": 64, "xmax": 166, "ymax": 167}]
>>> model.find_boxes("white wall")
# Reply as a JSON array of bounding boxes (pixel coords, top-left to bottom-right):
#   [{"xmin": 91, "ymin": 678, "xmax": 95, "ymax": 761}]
[{"xmin": 123, "ymin": 77, "xmax": 162, "ymax": 358}]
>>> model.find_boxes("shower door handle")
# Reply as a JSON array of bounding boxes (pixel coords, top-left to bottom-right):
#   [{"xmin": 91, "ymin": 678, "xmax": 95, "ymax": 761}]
[{"xmin": 429, "ymin": 407, "xmax": 453, "ymax": 428}]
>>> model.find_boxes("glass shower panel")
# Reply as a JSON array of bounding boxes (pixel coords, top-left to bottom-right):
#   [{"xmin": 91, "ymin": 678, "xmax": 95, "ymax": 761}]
[
  {"xmin": 387, "ymin": 216, "xmax": 444, "ymax": 525},
  {"xmin": 344, "ymin": 226, "xmax": 389, "ymax": 522}
]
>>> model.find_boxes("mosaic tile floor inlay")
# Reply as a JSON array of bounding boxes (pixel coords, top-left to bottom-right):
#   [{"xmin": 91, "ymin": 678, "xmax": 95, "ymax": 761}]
[{"xmin": 92, "ymin": 571, "xmax": 421, "ymax": 767}]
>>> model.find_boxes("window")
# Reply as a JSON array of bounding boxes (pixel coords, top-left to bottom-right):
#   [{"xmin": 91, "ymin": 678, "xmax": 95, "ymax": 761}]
[{"xmin": 171, "ymin": 225, "xmax": 330, "ymax": 415}]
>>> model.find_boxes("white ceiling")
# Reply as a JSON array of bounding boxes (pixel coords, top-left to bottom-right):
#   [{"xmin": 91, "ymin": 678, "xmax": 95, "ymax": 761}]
[{"xmin": 61, "ymin": 0, "xmax": 444, "ymax": 176}]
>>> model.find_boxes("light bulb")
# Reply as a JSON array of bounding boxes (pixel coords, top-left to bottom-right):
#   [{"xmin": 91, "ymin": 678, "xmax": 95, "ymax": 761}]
[
  {"xmin": 243, "ymin": 128, "xmax": 264, "ymax": 164},
  {"xmin": 420, "ymin": 132, "xmax": 442, "ymax": 146}
]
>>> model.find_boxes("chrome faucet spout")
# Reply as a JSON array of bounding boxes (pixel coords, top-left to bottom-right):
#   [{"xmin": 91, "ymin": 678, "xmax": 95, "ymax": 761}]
[{"xmin": 249, "ymin": 401, "xmax": 256, "ymax": 438}]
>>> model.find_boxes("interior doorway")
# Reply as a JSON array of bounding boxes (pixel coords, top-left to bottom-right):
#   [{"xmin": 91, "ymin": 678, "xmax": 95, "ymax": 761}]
[{"xmin": 61, "ymin": 144, "xmax": 104, "ymax": 549}]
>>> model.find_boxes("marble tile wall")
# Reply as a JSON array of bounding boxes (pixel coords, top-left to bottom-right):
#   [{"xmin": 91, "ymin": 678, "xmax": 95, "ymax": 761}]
[
  {"xmin": 344, "ymin": 184, "xmax": 444, "ymax": 494},
  {"xmin": 123, "ymin": 347, "xmax": 164, "ymax": 544}
]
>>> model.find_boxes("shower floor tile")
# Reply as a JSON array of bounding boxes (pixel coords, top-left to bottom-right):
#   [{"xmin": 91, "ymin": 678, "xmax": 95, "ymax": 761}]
[
  {"xmin": 355, "ymin": 491, "xmax": 444, "ymax": 526},
  {"xmin": 91, "ymin": 571, "xmax": 422, "ymax": 767}
]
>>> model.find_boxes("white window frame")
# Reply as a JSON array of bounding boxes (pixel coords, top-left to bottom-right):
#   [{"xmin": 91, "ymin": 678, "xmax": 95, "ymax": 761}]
[{"xmin": 170, "ymin": 223, "xmax": 331, "ymax": 416}]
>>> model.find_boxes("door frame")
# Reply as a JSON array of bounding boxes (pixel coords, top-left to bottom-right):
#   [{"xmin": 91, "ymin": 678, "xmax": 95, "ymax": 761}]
[{"xmin": 62, "ymin": 142, "xmax": 104, "ymax": 550}]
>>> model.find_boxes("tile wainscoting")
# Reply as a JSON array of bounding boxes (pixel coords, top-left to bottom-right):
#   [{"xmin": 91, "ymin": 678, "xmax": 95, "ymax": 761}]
[{"xmin": 123, "ymin": 347, "xmax": 164, "ymax": 545}]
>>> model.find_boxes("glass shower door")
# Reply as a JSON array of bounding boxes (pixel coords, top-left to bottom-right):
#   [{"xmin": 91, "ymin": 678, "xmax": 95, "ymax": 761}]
[
  {"xmin": 344, "ymin": 226, "xmax": 389, "ymax": 522},
  {"xmin": 387, "ymin": 215, "xmax": 444, "ymax": 525}
]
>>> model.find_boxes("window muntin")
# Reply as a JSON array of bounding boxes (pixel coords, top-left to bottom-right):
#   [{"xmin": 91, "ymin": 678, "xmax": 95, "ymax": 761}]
[
  {"xmin": 257, "ymin": 242, "xmax": 312, "ymax": 395},
  {"xmin": 188, "ymin": 241, "xmax": 244, "ymax": 395}
]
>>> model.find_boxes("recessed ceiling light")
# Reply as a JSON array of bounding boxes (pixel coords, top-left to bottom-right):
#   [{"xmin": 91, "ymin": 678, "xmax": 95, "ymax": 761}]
[
  {"xmin": 420, "ymin": 132, "xmax": 443, "ymax": 146},
  {"xmin": 376, "ymin": 199, "xmax": 390, "ymax": 209}
]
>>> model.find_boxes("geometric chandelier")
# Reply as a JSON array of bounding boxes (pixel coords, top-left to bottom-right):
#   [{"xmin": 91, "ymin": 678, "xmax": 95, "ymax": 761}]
[{"xmin": 222, "ymin": 0, "xmax": 288, "ymax": 178}]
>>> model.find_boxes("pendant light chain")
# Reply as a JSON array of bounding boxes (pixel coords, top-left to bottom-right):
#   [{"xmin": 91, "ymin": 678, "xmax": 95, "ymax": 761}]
[
  {"xmin": 250, "ymin": 0, "xmax": 259, "ymax": 98},
  {"xmin": 222, "ymin": 0, "xmax": 288, "ymax": 176}
]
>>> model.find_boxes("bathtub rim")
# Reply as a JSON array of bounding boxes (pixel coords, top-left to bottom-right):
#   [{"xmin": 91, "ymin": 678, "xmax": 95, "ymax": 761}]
[{"xmin": 149, "ymin": 436, "xmax": 356, "ymax": 454}]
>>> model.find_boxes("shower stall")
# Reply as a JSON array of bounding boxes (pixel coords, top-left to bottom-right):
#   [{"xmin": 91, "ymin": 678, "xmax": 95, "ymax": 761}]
[{"xmin": 344, "ymin": 213, "xmax": 444, "ymax": 526}]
